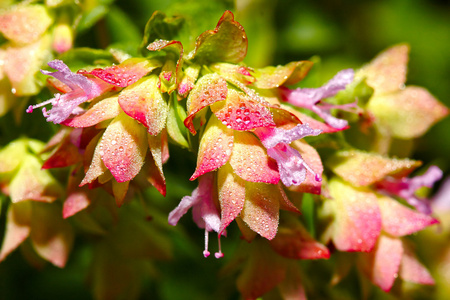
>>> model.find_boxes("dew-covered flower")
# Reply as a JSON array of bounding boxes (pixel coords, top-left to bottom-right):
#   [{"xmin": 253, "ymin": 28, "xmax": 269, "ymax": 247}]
[
  {"xmin": 280, "ymin": 69, "xmax": 355, "ymax": 130},
  {"xmin": 26, "ymin": 60, "xmax": 113, "ymax": 124},
  {"xmin": 376, "ymin": 165, "xmax": 443, "ymax": 215},
  {"xmin": 168, "ymin": 173, "xmax": 223, "ymax": 258},
  {"xmin": 255, "ymin": 123, "xmax": 322, "ymax": 186}
]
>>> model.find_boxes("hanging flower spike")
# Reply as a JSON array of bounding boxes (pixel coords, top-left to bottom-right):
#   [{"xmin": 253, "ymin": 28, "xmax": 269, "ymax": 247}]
[
  {"xmin": 26, "ymin": 60, "xmax": 112, "ymax": 124},
  {"xmin": 280, "ymin": 69, "xmax": 355, "ymax": 130},
  {"xmin": 168, "ymin": 173, "xmax": 223, "ymax": 258},
  {"xmin": 255, "ymin": 123, "xmax": 322, "ymax": 186},
  {"xmin": 376, "ymin": 165, "xmax": 443, "ymax": 215}
]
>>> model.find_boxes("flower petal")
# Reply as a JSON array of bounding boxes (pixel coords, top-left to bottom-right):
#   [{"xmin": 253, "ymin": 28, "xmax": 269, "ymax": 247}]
[
  {"xmin": 281, "ymin": 69, "xmax": 354, "ymax": 107},
  {"xmin": 368, "ymin": 86, "xmax": 449, "ymax": 139},
  {"xmin": 217, "ymin": 163, "xmax": 246, "ymax": 234},
  {"xmin": 80, "ymin": 133, "xmax": 107, "ymax": 186},
  {"xmin": 328, "ymin": 178, "xmax": 381, "ymax": 252},
  {"xmin": 100, "ymin": 113, "xmax": 148, "ymax": 182},
  {"xmin": 5, "ymin": 35, "xmax": 52, "ymax": 96},
  {"xmin": 378, "ymin": 196, "xmax": 438, "ymax": 236},
  {"xmin": 0, "ymin": 201, "xmax": 31, "ymax": 261},
  {"xmin": 211, "ymin": 88, "xmax": 275, "ymax": 131},
  {"xmin": 9, "ymin": 155, "xmax": 63, "ymax": 203},
  {"xmin": 63, "ymin": 96, "xmax": 120, "ymax": 128},
  {"xmin": 184, "ymin": 73, "xmax": 228, "ymax": 134},
  {"xmin": 230, "ymin": 131, "xmax": 279, "ymax": 184},
  {"xmin": 400, "ymin": 241, "xmax": 435, "ymax": 285},
  {"xmin": 0, "ymin": 4, "xmax": 52, "ymax": 44},
  {"xmin": 289, "ymin": 140, "xmax": 323, "ymax": 194},
  {"xmin": 118, "ymin": 75, "xmax": 168, "ymax": 135},
  {"xmin": 191, "ymin": 115, "xmax": 234, "ymax": 180},
  {"xmin": 252, "ymin": 61, "xmax": 313, "ymax": 89},
  {"xmin": 237, "ymin": 240, "xmax": 287, "ymax": 300},
  {"xmin": 81, "ymin": 57, "xmax": 159, "ymax": 87},
  {"xmin": 30, "ymin": 202, "xmax": 74, "ymax": 268},
  {"xmin": 270, "ymin": 216, "xmax": 329, "ymax": 259},
  {"xmin": 358, "ymin": 234, "xmax": 403, "ymax": 292},
  {"xmin": 328, "ymin": 150, "xmax": 421, "ymax": 186},
  {"xmin": 241, "ymin": 182, "xmax": 280, "ymax": 240},
  {"xmin": 356, "ymin": 44, "xmax": 409, "ymax": 95}
]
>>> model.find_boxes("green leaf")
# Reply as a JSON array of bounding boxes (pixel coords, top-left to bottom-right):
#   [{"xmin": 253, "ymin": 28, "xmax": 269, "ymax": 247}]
[
  {"xmin": 166, "ymin": 94, "xmax": 189, "ymax": 148},
  {"xmin": 139, "ymin": 11, "xmax": 186, "ymax": 56},
  {"xmin": 186, "ymin": 10, "xmax": 248, "ymax": 64}
]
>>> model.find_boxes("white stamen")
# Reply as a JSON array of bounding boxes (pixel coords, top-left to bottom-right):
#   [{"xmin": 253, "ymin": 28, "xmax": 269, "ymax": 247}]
[{"xmin": 203, "ymin": 229, "xmax": 210, "ymax": 258}]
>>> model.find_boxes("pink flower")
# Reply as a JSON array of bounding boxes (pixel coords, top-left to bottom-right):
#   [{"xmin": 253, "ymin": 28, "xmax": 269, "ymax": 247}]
[
  {"xmin": 280, "ymin": 69, "xmax": 355, "ymax": 129},
  {"xmin": 376, "ymin": 165, "xmax": 443, "ymax": 214},
  {"xmin": 255, "ymin": 123, "xmax": 322, "ymax": 186},
  {"xmin": 26, "ymin": 60, "xmax": 111, "ymax": 124},
  {"xmin": 168, "ymin": 173, "xmax": 223, "ymax": 258}
]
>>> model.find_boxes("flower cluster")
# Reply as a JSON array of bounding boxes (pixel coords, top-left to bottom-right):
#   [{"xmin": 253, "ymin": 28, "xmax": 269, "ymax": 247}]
[{"xmin": 0, "ymin": 8, "xmax": 448, "ymax": 300}]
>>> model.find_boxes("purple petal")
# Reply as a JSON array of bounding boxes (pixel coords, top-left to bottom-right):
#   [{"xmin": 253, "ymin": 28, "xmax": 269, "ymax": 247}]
[
  {"xmin": 310, "ymin": 105, "xmax": 349, "ymax": 130},
  {"xmin": 377, "ymin": 166, "xmax": 443, "ymax": 215},
  {"xmin": 256, "ymin": 124, "xmax": 322, "ymax": 149},
  {"xmin": 168, "ymin": 190, "xmax": 200, "ymax": 226},
  {"xmin": 168, "ymin": 173, "xmax": 220, "ymax": 233},
  {"xmin": 28, "ymin": 60, "xmax": 111, "ymax": 124},
  {"xmin": 194, "ymin": 173, "xmax": 221, "ymax": 232},
  {"xmin": 282, "ymin": 69, "xmax": 354, "ymax": 108},
  {"xmin": 42, "ymin": 60, "xmax": 94, "ymax": 94},
  {"xmin": 267, "ymin": 144, "xmax": 307, "ymax": 186}
]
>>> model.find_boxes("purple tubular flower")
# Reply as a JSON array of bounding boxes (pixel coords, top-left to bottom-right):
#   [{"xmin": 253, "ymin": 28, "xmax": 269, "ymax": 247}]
[
  {"xmin": 376, "ymin": 165, "xmax": 444, "ymax": 215},
  {"xmin": 255, "ymin": 124, "xmax": 322, "ymax": 186},
  {"xmin": 168, "ymin": 173, "xmax": 223, "ymax": 258},
  {"xmin": 280, "ymin": 68, "xmax": 355, "ymax": 130},
  {"xmin": 26, "ymin": 60, "xmax": 109, "ymax": 124}
]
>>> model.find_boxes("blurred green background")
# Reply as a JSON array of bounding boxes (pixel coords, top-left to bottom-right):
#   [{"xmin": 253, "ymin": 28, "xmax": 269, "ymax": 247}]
[{"xmin": 0, "ymin": 0, "xmax": 449, "ymax": 299}]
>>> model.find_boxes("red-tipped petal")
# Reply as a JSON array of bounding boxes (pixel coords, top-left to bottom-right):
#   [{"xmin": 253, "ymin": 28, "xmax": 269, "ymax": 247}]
[
  {"xmin": 328, "ymin": 150, "xmax": 421, "ymax": 187},
  {"xmin": 358, "ymin": 234, "xmax": 403, "ymax": 292},
  {"xmin": 100, "ymin": 113, "xmax": 148, "ymax": 182},
  {"xmin": 252, "ymin": 61, "xmax": 313, "ymax": 89},
  {"xmin": 118, "ymin": 75, "xmax": 168, "ymax": 135},
  {"xmin": 63, "ymin": 96, "xmax": 120, "ymax": 128},
  {"xmin": 217, "ymin": 163, "xmax": 246, "ymax": 234},
  {"xmin": 184, "ymin": 73, "xmax": 228, "ymax": 134},
  {"xmin": 83, "ymin": 58, "xmax": 159, "ymax": 87},
  {"xmin": 270, "ymin": 218, "xmax": 330, "ymax": 260},
  {"xmin": 400, "ymin": 241, "xmax": 435, "ymax": 285},
  {"xmin": 329, "ymin": 178, "xmax": 381, "ymax": 252},
  {"xmin": 230, "ymin": 131, "xmax": 279, "ymax": 184},
  {"xmin": 241, "ymin": 182, "xmax": 281, "ymax": 240},
  {"xmin": 211, "ymin": 88, "xmax": 275, "ymax": 131},
  {"xmin": 63, "ymin": 190, "xmax": 91, "ymax": 219},
  {"xmin": 378, "ymin": 196, "xmax": 438, "ymax": 237},
  {"xmin": 191, "ymin": 115, "xmax": 234, "ymax": 180}
]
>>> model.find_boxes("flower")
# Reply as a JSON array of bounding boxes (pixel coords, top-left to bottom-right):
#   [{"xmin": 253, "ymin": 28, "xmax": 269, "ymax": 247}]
[
  {"xmin": 376, "ymin": 165, "xmax": 443, "ymax": 214},
  {"xmin": 26, "ymin": 60, "xmax": 112, "ymax": 124},
  {"xmin": 280, "ymin": 68, "xmax": 355, "ymax": 130},
  {"xmin": 168, "ymin": 173, "xmax": 223, "ymax": 258},
  {"xmin": 255, "ymin": 123, "xmax": 322, "ymax": 186}
]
